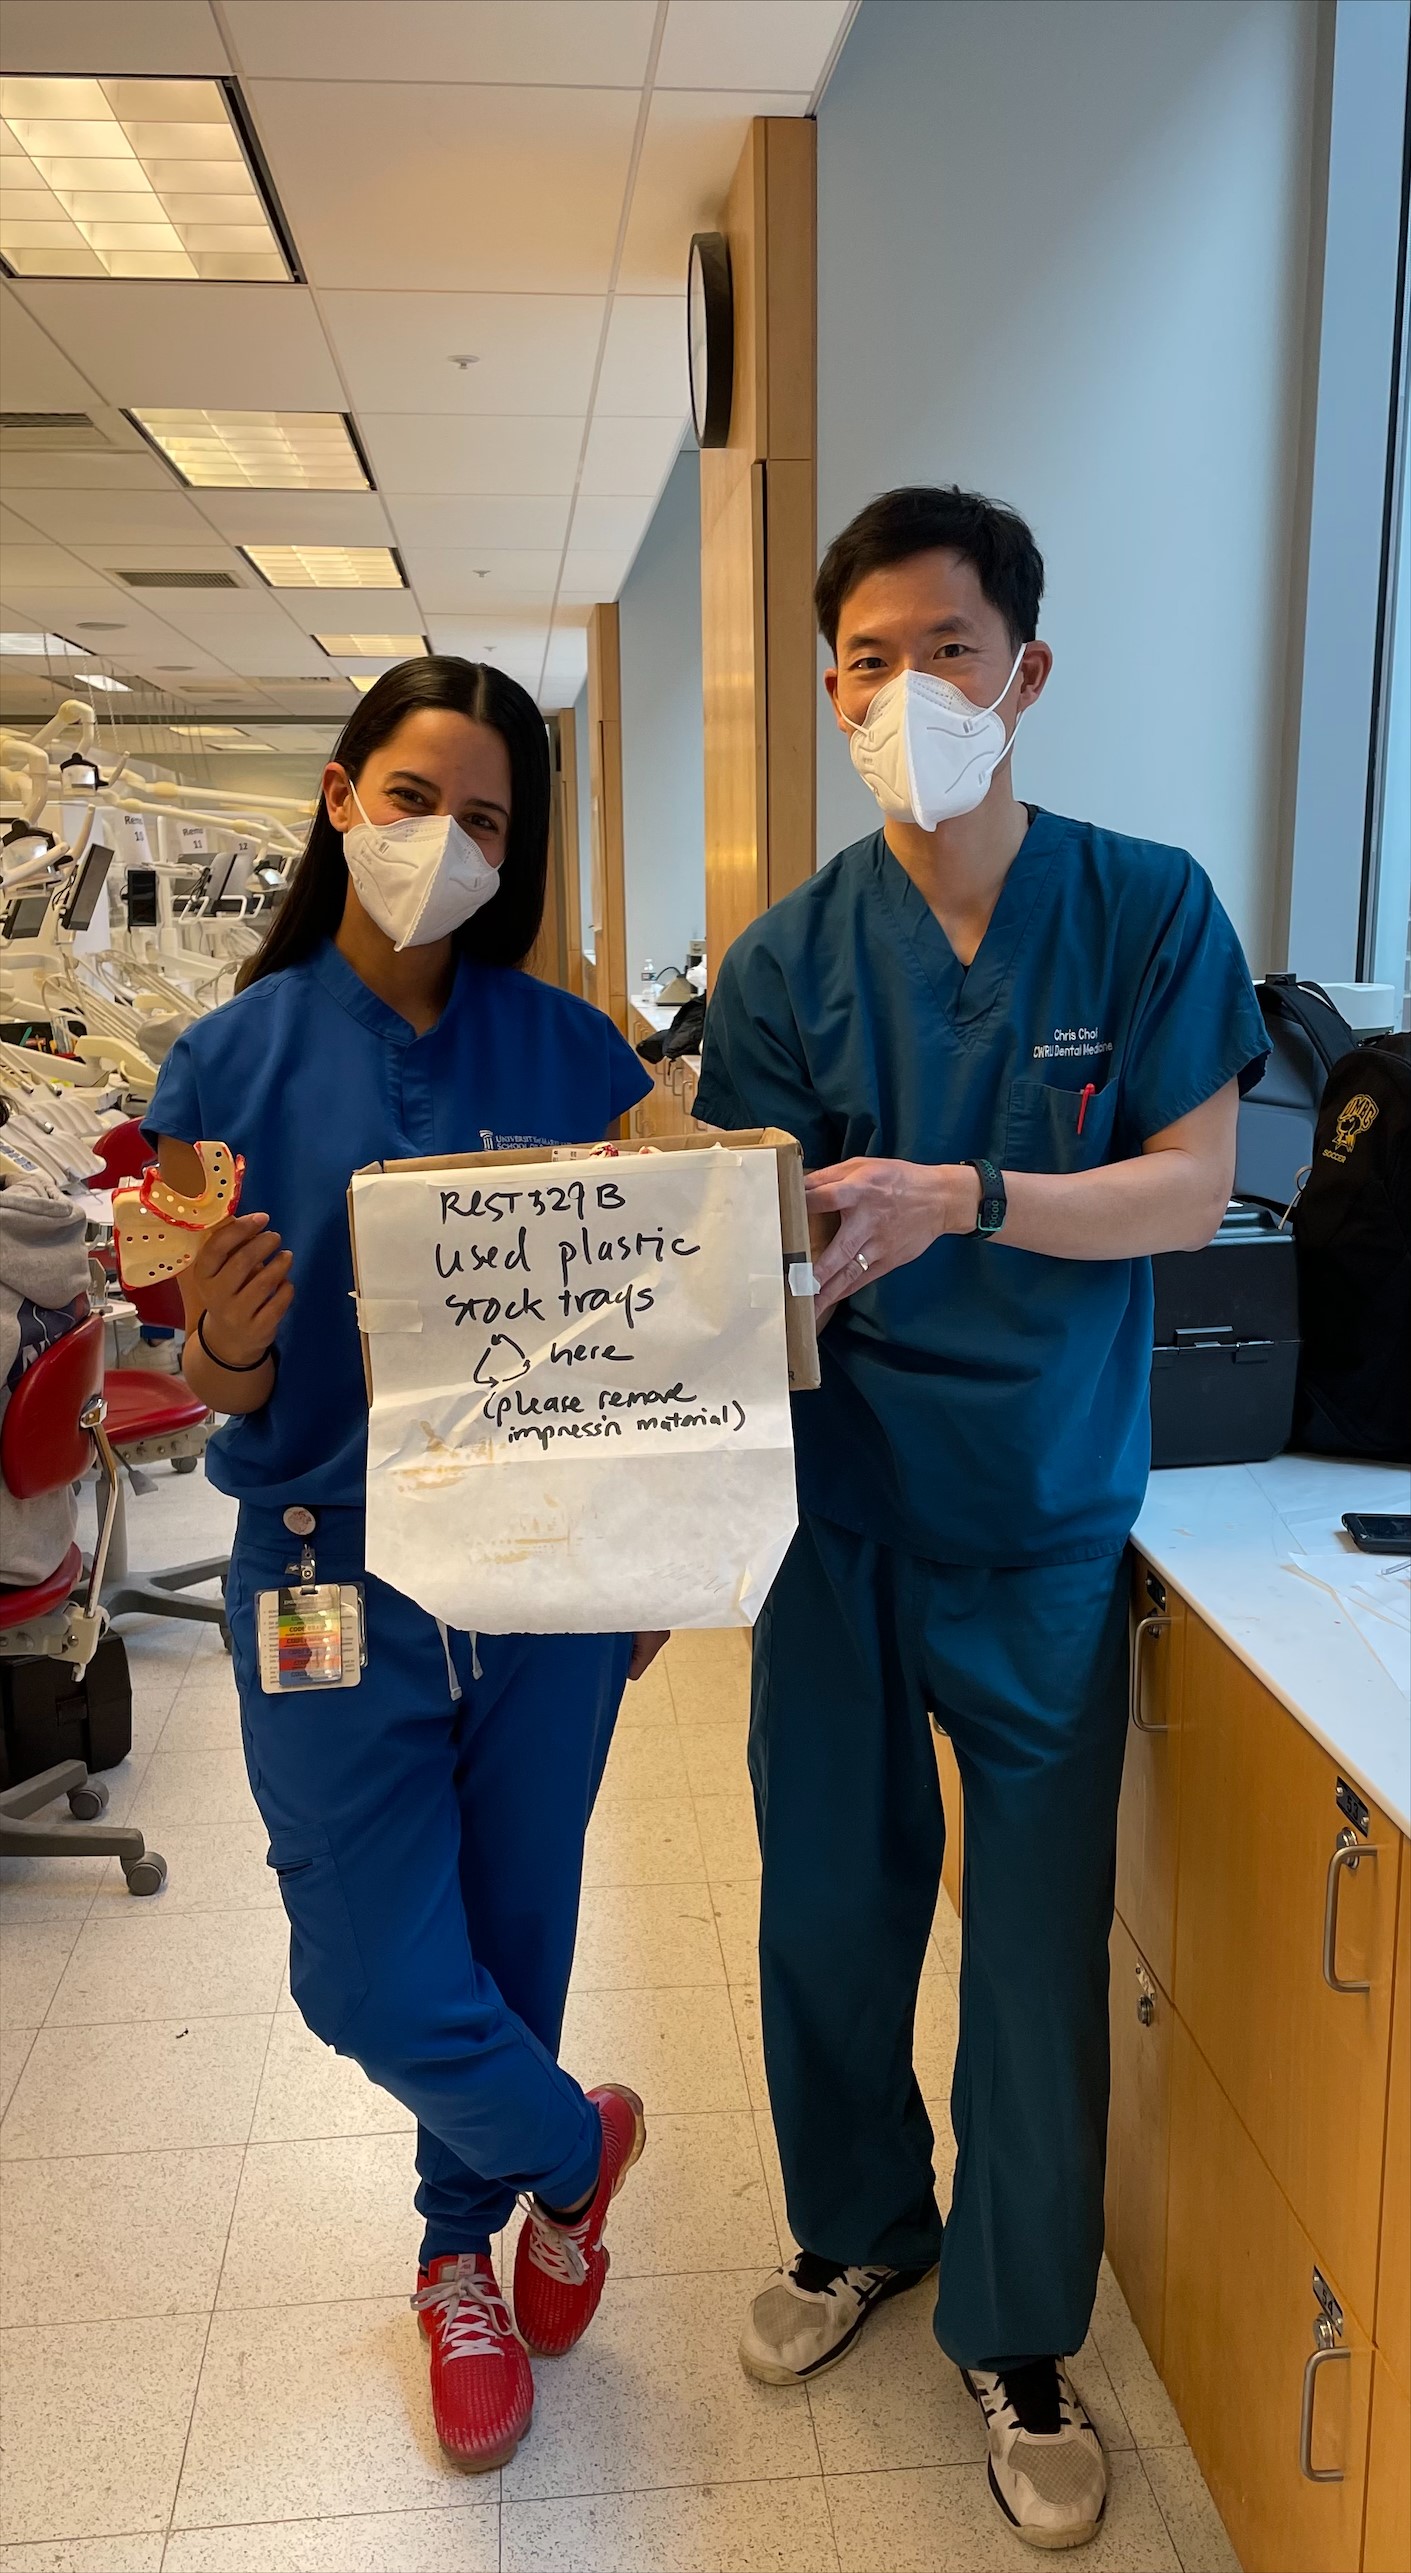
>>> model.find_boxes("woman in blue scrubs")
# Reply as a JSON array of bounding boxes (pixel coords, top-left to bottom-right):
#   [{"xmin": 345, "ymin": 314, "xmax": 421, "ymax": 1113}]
[{"xmin": 147, "ymin": 657, "xmax": 656, "ymax": 2472}]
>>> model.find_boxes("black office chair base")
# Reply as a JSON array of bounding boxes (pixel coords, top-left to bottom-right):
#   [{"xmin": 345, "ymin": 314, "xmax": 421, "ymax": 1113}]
[{"xmin": 0, "ymin": 1760, "xmax": 167, "ymax": 1894}]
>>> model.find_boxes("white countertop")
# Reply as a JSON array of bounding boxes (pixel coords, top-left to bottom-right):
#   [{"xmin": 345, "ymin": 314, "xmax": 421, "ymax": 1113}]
[{"xmin": 1133, "ymin": 1455, "xmax": 1411, "ymax": 1834}]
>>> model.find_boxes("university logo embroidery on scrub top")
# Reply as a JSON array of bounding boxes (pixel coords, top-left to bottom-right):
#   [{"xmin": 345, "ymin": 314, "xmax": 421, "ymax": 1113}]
[
  {"xmin": 478, "ymin": 1130, "xmax": 556, "ymax": 1151},
  {"xmin": 1030, "ymin": 1026, "xmax": 1114, "ymax": 1062}
]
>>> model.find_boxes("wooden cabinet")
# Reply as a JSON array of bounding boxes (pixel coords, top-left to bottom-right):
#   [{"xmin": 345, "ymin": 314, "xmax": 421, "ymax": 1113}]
[
  {"xmin": 1175, "ymin": 1615, "xmax": 1398, "ymax": 2329},
  {"xmin": 1377, "ymin": 1852, "xmax": 1410, "ymax": 2388},
  {"xmin": 1165, "ymin": 2017, "xmax": 1373, "ymax": 2573},
  {"xmin": 1116, "ymin": 1557, "xmax": 1187, "ymax": 1993},
  {"xmin": 1105, "ymin": 1912, "xmax": 1172, "ymax": 2370},
  {"xmin": 1363, "ymin": 2355, "xmax": 1410, "ymax": 2573}
]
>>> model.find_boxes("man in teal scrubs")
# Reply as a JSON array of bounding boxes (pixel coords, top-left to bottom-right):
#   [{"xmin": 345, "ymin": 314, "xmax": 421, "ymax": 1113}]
[{"xmin": 693, "ymin": 487, "xmax": 1267, "ymax": 2551}]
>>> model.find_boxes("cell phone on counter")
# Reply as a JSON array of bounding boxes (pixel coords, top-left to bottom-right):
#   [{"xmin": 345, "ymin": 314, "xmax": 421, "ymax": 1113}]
[{"xmin": 1342, "ymin": 1513, "xmax": 1411, "ymax": 1555}]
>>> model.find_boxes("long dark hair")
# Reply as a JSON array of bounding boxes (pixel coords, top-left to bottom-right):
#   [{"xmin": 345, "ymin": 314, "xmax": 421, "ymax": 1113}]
[{"xmin": 240, "ymin": 656, "xmax": 548, "ymax": 988}]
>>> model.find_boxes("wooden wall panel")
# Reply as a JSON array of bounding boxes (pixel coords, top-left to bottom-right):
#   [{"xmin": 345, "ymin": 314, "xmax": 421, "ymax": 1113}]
[
  {"xmin": 555, "ymin": 706, "xmax": 584, "ymax": 999},
  {"xmin": 700, "ymin": 116, "xmax": 816, "ymax": 984},
  {"xmin": 587, "ymin": 603, "xmax": 628, "ymax": 1035}
]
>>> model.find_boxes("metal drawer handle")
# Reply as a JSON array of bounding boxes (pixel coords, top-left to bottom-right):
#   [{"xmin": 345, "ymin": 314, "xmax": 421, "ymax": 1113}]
[
  {"xmin": 1322, "ymin": 1828, "xmax": 1380, "ymax": 1994},
  {"xmin": 1299, "ymin": 2322, "xmax": 1350, "ymax": 2482},
  {"xmin": 1128, "ymin": 1613, "xmax": 1171, "ymax": 1732}
]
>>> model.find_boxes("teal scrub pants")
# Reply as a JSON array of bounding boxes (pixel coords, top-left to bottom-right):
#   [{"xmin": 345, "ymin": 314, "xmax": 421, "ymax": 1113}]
[{"xmin": 750, "ymin": 1510, "xmax": 1130, "ymax": 2372}]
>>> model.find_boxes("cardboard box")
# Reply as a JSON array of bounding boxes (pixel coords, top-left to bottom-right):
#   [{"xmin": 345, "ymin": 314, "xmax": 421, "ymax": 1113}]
[{"xmin": 348, "ymin": 1128, "xmax": 820, "ymax": 1395}]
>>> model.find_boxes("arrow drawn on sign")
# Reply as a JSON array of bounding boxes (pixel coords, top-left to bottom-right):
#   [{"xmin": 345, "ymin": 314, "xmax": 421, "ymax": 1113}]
[{"xmin": 473, "ymin": 1333, "xmax": 530, "ymax": 1388}]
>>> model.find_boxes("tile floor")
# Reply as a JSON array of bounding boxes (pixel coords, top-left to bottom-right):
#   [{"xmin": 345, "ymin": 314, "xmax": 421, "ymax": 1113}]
[{"xmin": 0, "ymin": 1469, "xmax": 1242, "ymax": 2572}]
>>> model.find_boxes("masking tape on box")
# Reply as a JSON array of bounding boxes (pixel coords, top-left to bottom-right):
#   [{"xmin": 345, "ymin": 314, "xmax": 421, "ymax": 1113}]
[{"xmin": 355, "ymin": 1297, "xmax": 423, "ymax": 1335}]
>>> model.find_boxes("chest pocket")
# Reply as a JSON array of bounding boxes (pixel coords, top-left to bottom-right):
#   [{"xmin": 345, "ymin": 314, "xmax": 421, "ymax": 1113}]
[{"xmin": 1005, "ymin": 1077, "xmax": 1118, "ymax": 1173}]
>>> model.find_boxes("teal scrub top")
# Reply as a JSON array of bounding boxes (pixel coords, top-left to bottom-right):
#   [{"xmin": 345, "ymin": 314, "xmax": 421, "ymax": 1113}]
[
  {"xmin": 693, "ymin": 812, "xmax": 1268, "ymax": 1567},
  {"xmin": 145, "ymin": 940, "xmax": 650, "ymax": 1510}
]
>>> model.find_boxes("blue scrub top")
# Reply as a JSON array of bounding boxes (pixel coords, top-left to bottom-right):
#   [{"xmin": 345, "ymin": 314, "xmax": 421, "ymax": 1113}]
[
  {"xmin": 145, "ymin": 940, "xmax": 650, "ymax": 1510},
  {"xmin": 694, "ymin": 813, "xmax": 1269, "ymax": 1568}
]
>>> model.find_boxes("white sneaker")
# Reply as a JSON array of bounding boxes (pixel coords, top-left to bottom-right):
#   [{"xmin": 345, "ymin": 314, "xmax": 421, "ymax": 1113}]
[
  {"xmin": 962, "ymin": 2358, "xmax": 1107, "ymax": 2550},
  {"xmin": 740, "ymin": 2250, "xmax": 935, "ymax": 2385}
]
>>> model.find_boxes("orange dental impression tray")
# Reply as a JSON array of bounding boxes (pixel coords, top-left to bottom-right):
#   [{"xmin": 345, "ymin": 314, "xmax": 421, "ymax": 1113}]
[{"xmin": 113, "ymin": 1140, "xmax": 245, "ymax": 1290}]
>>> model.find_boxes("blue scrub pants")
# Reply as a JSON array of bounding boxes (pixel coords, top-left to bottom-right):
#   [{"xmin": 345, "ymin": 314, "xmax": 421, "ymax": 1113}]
[
  {"xmin": 751, "ymin": 1510, "xmax": 1129, "ymax": 2371},
  {"xmin": 227, "ymin": 1504, "xmax": 631, "ymax": 2261}
]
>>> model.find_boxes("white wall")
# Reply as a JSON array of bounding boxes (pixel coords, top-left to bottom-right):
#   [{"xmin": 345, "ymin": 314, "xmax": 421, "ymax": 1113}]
[
  {"xmin": 617, "ymin": 443, "xmax": 706, "ymax": 984},
  {"xmin": 814, "ymin": 0, "xmax": 1323, "ymax": 965}
]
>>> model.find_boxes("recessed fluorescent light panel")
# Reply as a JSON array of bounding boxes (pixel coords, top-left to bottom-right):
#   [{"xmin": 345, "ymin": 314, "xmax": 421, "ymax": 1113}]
[
  {"xmin": 243, "ymin": 545, "xmax": 403, "ymax": 589},
  {"xmin": 0, "ymin": 77, "xmax": 294, "ymax": 281},
  {"xmin": 349, "ymin": 675, "xmax": 381, "ymax": 694},
  {"xmin": 0, "ymin": 630, "xmax": 80, "ymax": 654},
  {"xmin": 314, "ymin": 633, "xmax": 428, "ymax": 657},
  {"xmin": 130, "ymin": 410, "xmax": 370, "ymax": 491},
  {"xmin": 75, "ymin": 669, "xmax": 129, "ymax": 692}
]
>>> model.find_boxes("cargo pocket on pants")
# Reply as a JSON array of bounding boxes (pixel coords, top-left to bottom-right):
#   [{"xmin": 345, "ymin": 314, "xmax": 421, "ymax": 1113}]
[{"xmin": 268, "ymin": 1837, "xmax": 369, "ymax": 2048}]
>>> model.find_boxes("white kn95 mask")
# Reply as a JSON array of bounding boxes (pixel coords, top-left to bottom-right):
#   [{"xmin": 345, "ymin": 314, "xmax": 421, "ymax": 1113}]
[
  {"xmin": 843, "ymin": 648, "xmax": 1026, "ymax": 831},
  {"xmin": 342, "ymin": 781, "xmax": 501, "ymax": 950}
]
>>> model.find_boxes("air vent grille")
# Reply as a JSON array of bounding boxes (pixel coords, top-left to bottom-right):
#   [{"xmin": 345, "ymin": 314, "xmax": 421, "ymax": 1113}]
[
  {"xmin": 0, "ymin": 411, "xmax": 108, "ymax": 451},
  {"xmin": 118, "ymin": 570, "xmax": 241, "ymax": 591}
]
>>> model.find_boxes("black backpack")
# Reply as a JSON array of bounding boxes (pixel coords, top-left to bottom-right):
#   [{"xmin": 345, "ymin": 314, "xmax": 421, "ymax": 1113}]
[
  {"xmin": 1235, "ymin": 976, "xmax": 1358, "ymax": 1211},
  {"xmin": 1291, "ymin": 1030, "xmax": 1411, "ymax": 1461}
]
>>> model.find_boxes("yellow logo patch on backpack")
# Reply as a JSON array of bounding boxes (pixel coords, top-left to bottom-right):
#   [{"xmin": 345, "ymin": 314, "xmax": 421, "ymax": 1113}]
[{"xmin": 1323, "ymin": 1094, "xmax": 1378, "ymax": 1164}]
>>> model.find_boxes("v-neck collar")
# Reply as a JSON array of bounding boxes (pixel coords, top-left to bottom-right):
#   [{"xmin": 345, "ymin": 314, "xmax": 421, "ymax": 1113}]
[
  {"xmin": 873, "ymin": 811, "xmax": 1064, "ymax": 1026},
  {"xmin": 310, "ymin": 939, "xmax": 465, "ymax": 1049}
]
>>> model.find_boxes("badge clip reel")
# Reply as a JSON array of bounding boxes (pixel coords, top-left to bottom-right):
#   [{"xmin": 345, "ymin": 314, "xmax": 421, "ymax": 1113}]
[{"xmin": 255, "ymin": 1523, "xmax": 367, "ymax": 1697}]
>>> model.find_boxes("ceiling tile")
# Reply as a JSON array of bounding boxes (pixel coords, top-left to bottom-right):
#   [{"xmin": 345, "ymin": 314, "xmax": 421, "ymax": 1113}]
[
  {"xmin": 258, "ymin": 587, "xmax": 418, "ymax": 636},
  {"xmin": 0, "ymin": 450, "xmax": 178, "ymax": 492},
  {"xmin": 656, "ymin": 0, "xmax": 852, "ymax": 92},
  {"xmin": 578, "ymin": 415, "xmax": 685, "ymax": 498},
  {"xmin": 618, "ymin": 89, "xmax": 810, "ymax": 292},
  {"xmin": 9, "ymin": 284, "xmax": 344, "ymax": 411},
  {"xmin": 0, "ymin": 3, "xmax": 230, "ymax": 76},
  {"xmin": 192, "ymin": 489, "xmax": 395, "ymax": 545},
  {"xmin": 568, "ymin": 495, "xmax": 656, "ymax": 551},
  {"xmin": 362, "ymin": 413, "xmax": 584, "ymax": 497},
  {"xmin": 321, "ymin": 291, "xmax": 604, "ymax": 418},
  {"xmin": 224, "ymin": 2, "xmax": 655, "ymax": 84},
  {"xmin": 595, "ymin": 295, "xmax": 690, "ymax": 416},
  {"xmin": 6, "ymin": 489, "xmax": 219, "ymax": 546},
  {"xmin": 0, "ymin": 283, "xmax": 99, "ymax": 409},
  {"xmin": 425, "ymin": 616, "xmax": 549, "ymax": 657},
  {"xmin": 386, "ymin": 495, "xmax": 570, "ymax": 551},
  {"xmin": 246, "ymin": 82, "xmax": 639, "ymax": 293},
  {"xmin": 560, "ymin": 548, "xmax": 635, "ymax": 598},
  {"xmin": 0, "ymin": 544, "xmax": 115, "ymax": 588},
  {"xmin": 399, "ymin": 547, "xmax": 563, "ymax": 612}
]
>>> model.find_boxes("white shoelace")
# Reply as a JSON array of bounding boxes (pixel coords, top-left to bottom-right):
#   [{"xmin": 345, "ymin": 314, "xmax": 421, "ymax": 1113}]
[
  {"xmin": 519, "ymin": 2195, "xmax": 590, "ymax": 2287},
  {"xmin": 411, "ymin": 2256, "xmax": 512, "ymax": 2361}
]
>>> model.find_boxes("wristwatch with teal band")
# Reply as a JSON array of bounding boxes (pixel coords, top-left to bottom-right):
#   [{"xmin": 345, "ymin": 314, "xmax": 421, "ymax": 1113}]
[{"xmin": 968, "ymin": 1157, "xmax": 1007, "ymax": 1236}]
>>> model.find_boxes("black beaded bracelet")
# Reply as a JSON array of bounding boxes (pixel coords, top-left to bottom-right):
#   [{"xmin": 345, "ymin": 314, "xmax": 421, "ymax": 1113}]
[{"xmin": 196, "ymin": 1313, "xmax": 278, "ymax": 1375}]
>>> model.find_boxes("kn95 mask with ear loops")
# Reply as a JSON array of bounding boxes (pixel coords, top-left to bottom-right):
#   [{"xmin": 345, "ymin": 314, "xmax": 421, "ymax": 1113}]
[
  {"xmin": 342, "ymin": 782, "xmax": 501, "ymax": 951},
  {"xmin": 842, "ymin": 648, "xmax": 1027, "ymax": 831}
]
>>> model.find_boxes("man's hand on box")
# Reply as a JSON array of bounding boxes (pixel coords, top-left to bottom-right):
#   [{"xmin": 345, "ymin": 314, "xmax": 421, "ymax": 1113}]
[{"xmin": 805, "ymin": 1159, "xmax": 982, "ymax": 1321}]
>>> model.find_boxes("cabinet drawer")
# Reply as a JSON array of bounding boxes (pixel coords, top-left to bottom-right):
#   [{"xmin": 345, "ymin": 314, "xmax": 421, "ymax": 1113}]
[
  {"xmin": 1377, "ymin": 1845, "xmax": 1410, "ymax": 2387},
  {"xmin": 1116, "ymin": 1556, "xmax": 1186, "ymax": 1992},
  {"xmin": 1165, "ymin": 2018, "xmax": 1372, "ymax": 2573},
  {"xmin": 1105, "ymin": 1913, "xmax": 1171, "ymax": 2371},
  {"xmin": 1175, "ymin": 1615, "xmax": 1397, "ymax": 2327}
]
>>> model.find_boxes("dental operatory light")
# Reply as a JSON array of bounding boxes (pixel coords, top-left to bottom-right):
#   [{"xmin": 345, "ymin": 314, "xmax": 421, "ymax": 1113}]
[
  {"xmin": 244, "ymin": 546, "xmax": 404, "ymax": 589},
  {"xmin": 0, "ymin": 76, "xmax": 294, "ymax": 280},
  {"xmin": 129, "ymin": 410, "xmax": 371, "ymax": 491}
]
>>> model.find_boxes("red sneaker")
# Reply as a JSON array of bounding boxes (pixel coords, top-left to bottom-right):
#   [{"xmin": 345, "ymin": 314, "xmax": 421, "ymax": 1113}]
[
  {"xmin": 413, "ymin": 2251, "xmax": 533, "ymax": 2469},
  {"xmin": 513, "ymin": 2083, "xmax": 647, "ymax": 2357}
]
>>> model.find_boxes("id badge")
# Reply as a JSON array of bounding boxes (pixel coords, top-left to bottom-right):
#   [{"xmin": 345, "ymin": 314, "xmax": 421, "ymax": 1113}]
[{"xmin": 256, "ymin": 1583, "xmax": 366, "ymax": 1694}]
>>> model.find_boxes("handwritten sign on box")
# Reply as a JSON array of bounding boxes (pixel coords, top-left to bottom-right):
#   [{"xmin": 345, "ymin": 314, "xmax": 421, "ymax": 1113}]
[{"xmin": 348, "ymin": 1136, "xmax": 811, "ymax": 1633}]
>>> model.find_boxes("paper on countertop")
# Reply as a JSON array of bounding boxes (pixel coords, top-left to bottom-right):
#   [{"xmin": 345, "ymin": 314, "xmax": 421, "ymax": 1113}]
[
  {"xmin": 1284, "ymin": 1551, "xmax": 1411, "ymax": 1693},
  {"xmin": 350, "ymin": 1147, "xmax": 798, "ymax": 1633}
]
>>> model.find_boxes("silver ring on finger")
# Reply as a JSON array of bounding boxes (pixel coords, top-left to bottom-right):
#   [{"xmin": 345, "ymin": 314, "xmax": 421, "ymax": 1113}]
[{"xmin": 855, "ymin": 1251, "xmax": 870, "ymax": 1274}]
